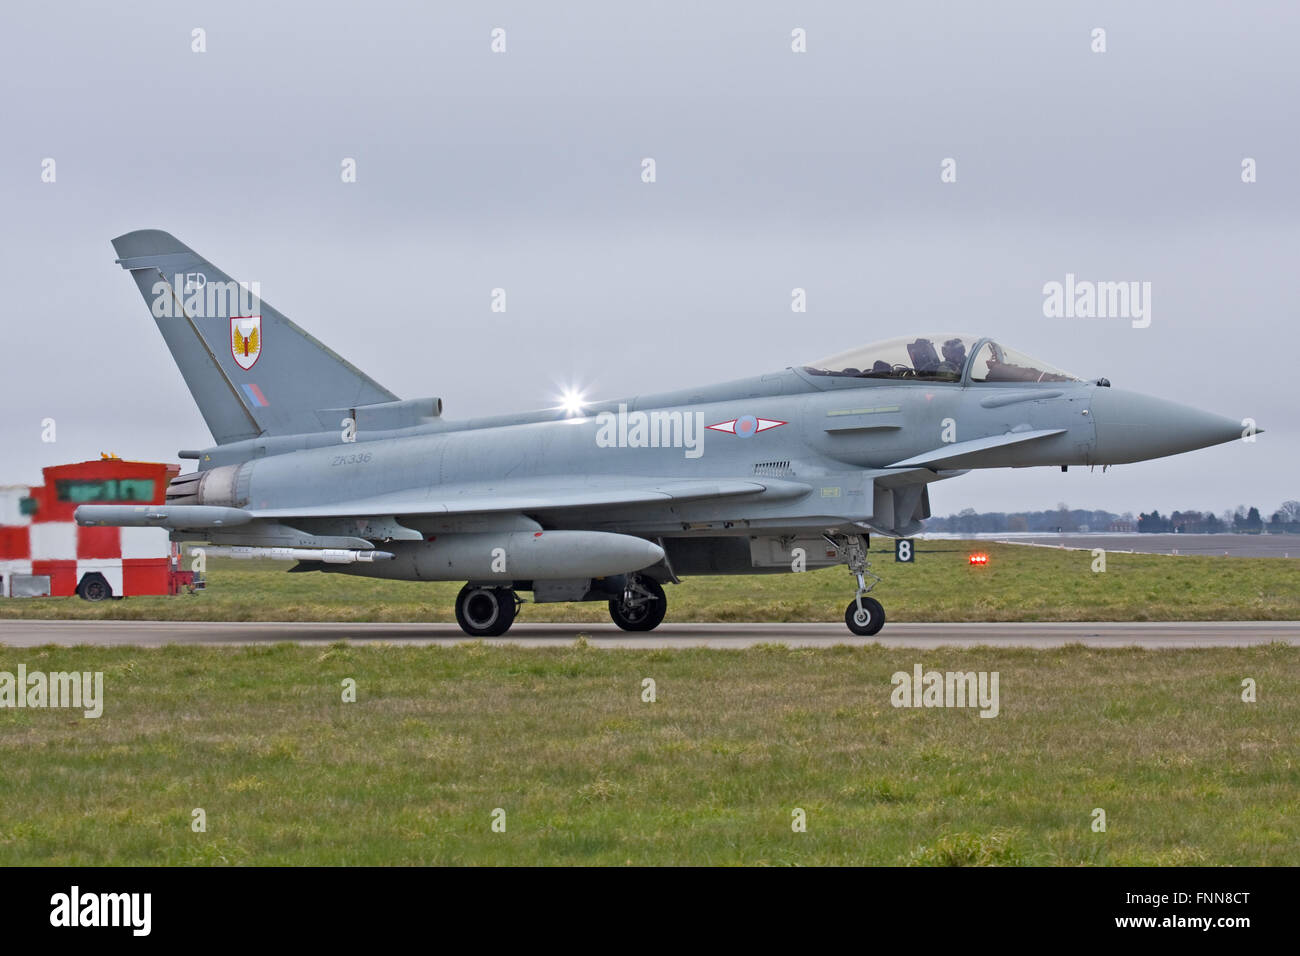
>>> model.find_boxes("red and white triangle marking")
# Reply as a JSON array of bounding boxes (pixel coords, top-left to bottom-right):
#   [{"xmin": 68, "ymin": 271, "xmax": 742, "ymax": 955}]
[{"xmin": 706, "ymin": 418, "xmax": 787, "ymax": 434}]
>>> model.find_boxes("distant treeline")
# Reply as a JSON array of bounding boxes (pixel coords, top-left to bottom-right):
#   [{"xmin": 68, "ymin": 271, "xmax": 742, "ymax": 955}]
[{"xmin": 927, "ymin": 502, "xmax": 1300, "ymax": 534}]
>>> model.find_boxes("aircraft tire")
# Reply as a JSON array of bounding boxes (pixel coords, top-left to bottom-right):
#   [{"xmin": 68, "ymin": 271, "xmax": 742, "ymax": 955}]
[
  {"xmin": 844, "ymin": 597, "xmax": 885, "ymax": 636},
  {"xmin": 455, "ymin": 585, "xmax": 517, "ymax": 637},
  {"xmin": 608, "ymin": 578, "xmax": 667, "ymax": 632}
]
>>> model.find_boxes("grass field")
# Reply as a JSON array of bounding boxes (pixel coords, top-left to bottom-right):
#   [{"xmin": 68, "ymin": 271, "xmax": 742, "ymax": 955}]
[
  {"xmin": 1, "ymin": 541, "xmax": 1296, "ymax": 623},
  {"xmin": 0, "ymin": 642, "xmax": 1295, "ymax": 865}
]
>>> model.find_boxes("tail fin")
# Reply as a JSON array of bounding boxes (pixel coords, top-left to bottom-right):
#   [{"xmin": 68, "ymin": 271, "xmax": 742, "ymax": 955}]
[{"xmin": 111, "ymin": 229, "xmax": 397, "ymax": 445}]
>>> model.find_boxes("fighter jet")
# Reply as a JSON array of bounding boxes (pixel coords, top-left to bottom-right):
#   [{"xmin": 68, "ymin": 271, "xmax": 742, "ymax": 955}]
[{"xmin": 77, "ymin": 230, "xmax": 1253, "ymax": 636}]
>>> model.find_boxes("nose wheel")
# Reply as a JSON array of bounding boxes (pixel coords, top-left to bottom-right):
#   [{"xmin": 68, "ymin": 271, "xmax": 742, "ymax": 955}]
[{"xmin": 845, "ymin": 596, "xmax": 886, "ymax": 636}]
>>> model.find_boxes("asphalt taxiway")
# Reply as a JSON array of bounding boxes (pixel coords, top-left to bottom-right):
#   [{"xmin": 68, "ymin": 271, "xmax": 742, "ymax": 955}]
[
  {"xmin": 982, "ymin": 533, "xmax": 1298, "ymax": 558},
  {"xmin": 0, "ymin": 620, "xmax": 1296, "ymax": 649}
]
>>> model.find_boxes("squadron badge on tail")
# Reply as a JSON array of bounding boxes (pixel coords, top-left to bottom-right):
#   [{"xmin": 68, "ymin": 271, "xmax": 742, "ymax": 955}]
[{"xmin": 231, "ymin": 315, "xmax": 262, "ymax": 370}]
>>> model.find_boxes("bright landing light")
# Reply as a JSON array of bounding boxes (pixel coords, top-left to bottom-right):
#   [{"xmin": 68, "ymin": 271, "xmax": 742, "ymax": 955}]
[{"xmin": 557, "ymin": 387, "xmax": 588, "ymax": 417}]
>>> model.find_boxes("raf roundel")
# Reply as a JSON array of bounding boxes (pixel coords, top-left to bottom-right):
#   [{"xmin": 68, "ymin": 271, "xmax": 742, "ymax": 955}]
[{"xmin": 706, "ymin": 416, "xmax": 787, "ymax": 437}]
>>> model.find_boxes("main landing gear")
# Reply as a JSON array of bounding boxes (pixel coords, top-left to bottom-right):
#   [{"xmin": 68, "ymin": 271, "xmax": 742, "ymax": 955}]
[
  {"xmin": 452, "ymin": 575, "xmax": 670, "ymax": 637},
  {"xmin": 608, "ymin": 574, "xmax": 667, "ymax": 632},
  {"xmin": 834, "ymin": 533, "xmax": 885, "ymax": 636},
  {"xmin": 454, "ymin": 584, "xmax": 519, "ymax": 637}
]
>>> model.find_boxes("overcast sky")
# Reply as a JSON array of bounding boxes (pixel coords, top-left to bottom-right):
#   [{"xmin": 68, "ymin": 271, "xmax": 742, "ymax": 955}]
[{"xmin": 2, "ymin": 1, "xmax": 1296, "ymax": 516}]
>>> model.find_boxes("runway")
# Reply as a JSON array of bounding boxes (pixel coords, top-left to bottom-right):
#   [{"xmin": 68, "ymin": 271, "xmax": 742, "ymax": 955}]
[
  {"xmin": 1, "ymin": 620, "xmax": 1297, "ymax": 649},
  {"xmin": 974, "ymin": 533, "xmax": 1298, "ymax": 558}
]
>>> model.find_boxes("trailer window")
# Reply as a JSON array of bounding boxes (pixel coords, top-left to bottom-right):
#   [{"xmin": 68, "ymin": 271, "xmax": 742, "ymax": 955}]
[{"xmin": 54, "ymin": 478, "xmax": 156, "ymax": 503}]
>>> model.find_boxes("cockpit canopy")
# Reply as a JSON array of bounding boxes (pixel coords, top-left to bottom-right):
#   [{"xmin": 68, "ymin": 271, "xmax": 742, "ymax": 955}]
[{"xmin": 803, "ymin": 334, "xmax": 1083, "ymax": 384}]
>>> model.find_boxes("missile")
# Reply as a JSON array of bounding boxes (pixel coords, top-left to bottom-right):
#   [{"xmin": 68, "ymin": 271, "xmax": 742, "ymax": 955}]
[
  {"xmin": 197, "ymin": 546, "xmax": 395, "ymax": 564},
  {"xmin": 76, "ymin": 504, "xmax": 251, "ymax": 528}
]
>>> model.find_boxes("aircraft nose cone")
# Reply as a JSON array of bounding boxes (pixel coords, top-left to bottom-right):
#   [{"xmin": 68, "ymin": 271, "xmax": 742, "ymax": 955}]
[{"xmin": 1090, "ymin": 388, "xmax": 1247, "ymax": 465}]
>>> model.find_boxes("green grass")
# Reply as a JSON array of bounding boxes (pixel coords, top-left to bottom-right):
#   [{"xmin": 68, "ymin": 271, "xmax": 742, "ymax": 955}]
[
  {"xmin": 0, "ymin": 642, "xmax": 1295, "ymax": 865},
  {"xmin": 2, "ymin": 542, "xmax": 1296, "ymax": 622}
]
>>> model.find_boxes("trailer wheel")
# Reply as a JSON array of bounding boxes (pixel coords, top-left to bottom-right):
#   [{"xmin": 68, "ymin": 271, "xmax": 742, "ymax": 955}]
[{"xmin": 77, "ymin": 573, "xmax": 113, "ymax": 602}]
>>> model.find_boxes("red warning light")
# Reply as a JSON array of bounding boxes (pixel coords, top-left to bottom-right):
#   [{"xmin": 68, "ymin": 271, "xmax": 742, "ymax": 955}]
[{"xmin": 969, "ymin": 552, "xmax": 989, "ymax": 566}]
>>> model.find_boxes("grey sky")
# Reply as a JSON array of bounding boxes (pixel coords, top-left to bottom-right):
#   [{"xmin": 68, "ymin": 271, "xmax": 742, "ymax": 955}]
[{"xmin": 2, "ymin": 1, "xmax": 1296, "ymax": 516}]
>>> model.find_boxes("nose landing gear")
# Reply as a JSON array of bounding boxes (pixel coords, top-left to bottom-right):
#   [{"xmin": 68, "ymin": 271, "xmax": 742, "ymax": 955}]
[{"xmin": 831, "ymin": 533, "xmax": 885, "ymax": 636}]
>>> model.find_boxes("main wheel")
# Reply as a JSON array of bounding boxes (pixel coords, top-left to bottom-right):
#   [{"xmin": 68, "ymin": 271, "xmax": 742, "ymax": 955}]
[
  {"xmin": 609, "ymin": 577, "xmax": 667, "ymax": 632},
  {"xmin": 455, "ymin": 585, "xmax": 517, "ymax": 637},
  {"xmin": 844, "ymin": 597, "xmax": 885, "ymax": 636},
  {"xmin": 77, "ymin": 574, "xmax": 113, "ymax": 602}
]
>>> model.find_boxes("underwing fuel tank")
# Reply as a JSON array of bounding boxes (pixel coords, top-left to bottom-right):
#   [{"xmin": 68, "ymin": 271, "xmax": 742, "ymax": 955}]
[{"xmin": 345, "ymin": 530, "xmax": 666, "ymax": 582}]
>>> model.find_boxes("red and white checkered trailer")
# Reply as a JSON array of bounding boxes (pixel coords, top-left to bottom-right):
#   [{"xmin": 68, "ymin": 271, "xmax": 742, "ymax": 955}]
[{"xmin": 0, "ymin": 458, "xmax": 201, "ymax": 600}]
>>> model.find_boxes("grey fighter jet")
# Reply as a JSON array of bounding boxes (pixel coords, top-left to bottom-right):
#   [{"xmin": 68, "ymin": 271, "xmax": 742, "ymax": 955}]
[{"xmin": 77, "ymin": 230, "xmax": 1253, "ymax": 636}]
